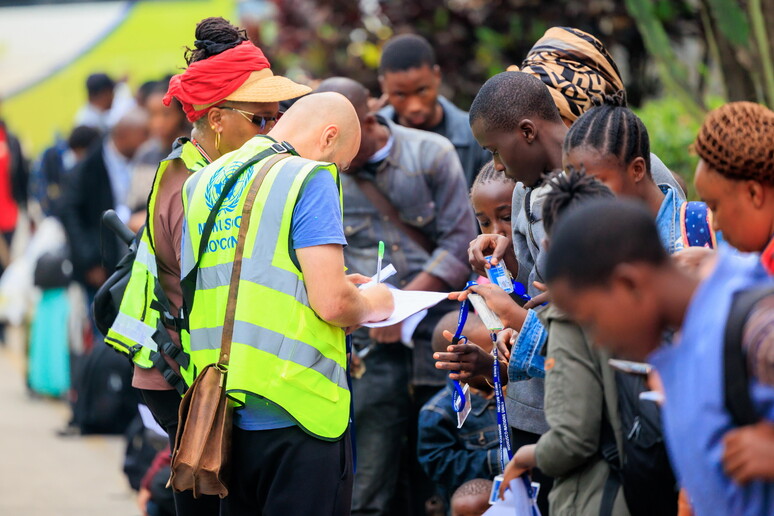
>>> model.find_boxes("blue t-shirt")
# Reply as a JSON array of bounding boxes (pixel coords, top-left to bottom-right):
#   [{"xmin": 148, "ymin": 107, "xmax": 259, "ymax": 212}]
[
  {"xmin": 234, "ymin": 168, "xmax": 347, "ymax": 431},
  {"xmin": 650, "ymin": 249, "xmax": 774, "ymax": 516}
]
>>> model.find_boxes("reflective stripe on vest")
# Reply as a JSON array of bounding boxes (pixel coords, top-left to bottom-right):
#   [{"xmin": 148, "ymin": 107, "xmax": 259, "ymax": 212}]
[
  {"xmin": 181, "ymin": 139, "xmax": 347, "ymax": 440},
  {"xmin": 105, "ymin": 140, "xmax": 205, "ymax": 370}
]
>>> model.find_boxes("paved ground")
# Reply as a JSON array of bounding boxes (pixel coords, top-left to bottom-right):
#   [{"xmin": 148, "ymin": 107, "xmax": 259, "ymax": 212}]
[{"xmin": 0, "ymin": 326, "xmax": 138, "ymax": 516}]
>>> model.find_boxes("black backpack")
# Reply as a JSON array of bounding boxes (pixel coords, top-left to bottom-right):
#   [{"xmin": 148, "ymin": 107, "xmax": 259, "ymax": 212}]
[
  {"xmin": 599, "ymin": 372, "xmax": 679, "ymax": 516},
  {"xmin": 122, "ymin": 413, "xmax": 168, "ymax": 490},
  {"xmin": 92, "ymin": 210, "xmax": 140, "ymax": 337},
  {"xmin": 72, "ymin": 343, "xmax": 139, "ymax": 434},
  {"xmin": 723, "ymin": 285, "xmax": 772, "ymax": 426},
  {"xmin": 93, "ymin": 210, "xmax": 189, "ymax": 395}
]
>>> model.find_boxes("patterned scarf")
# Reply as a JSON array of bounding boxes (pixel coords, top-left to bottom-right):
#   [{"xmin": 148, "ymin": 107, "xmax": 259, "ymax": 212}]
[{"xmin": 509, "ymin": 27, "xmax": 624, "ymax": 123}]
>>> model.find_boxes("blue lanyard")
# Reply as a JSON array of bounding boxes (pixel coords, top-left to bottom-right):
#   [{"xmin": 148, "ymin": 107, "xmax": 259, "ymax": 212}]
[
  {"xmin": 451, "ymin": 280, "xmax": 478, "ymax": 412},
  {"xmin": 451, "ymin": 295, "xmax": 470, "ymax": 412},
  {"xmin": 490, "ymin": 331, "xmax": 512, "ymax": 469},
  {"xmin": 490, "ymin": 331, "xmax": 539, "ymax": 514}
]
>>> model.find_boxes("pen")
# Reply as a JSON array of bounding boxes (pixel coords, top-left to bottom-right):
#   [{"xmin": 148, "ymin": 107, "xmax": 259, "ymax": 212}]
[{"xmin": 376, "ymin": 241, "xmax": 384, "ymax": 283}]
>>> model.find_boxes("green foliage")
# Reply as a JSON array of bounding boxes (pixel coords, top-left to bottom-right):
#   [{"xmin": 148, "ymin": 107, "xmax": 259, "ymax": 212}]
[
  {"xmin": 706, "ymin": 0, "xmax": 750, "ymax": 46},
  {"xmin": 625, "ymin": 0, "xmax": 706, "ymax": 118},
  {"xmin": 634, "ymin": 96, "xmax": 723, "ymax": 199}
]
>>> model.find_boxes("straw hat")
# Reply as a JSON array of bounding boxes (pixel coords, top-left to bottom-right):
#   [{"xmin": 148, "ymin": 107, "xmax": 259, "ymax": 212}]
[{"xmin": 225, "ymin": 69, "xmax": 311, "ymax": 103}]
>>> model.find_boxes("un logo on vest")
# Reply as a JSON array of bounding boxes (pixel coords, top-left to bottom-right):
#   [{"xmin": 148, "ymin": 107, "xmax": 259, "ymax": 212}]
[{"xmin": 204, "ymin": 161, "xmax": 252, "ymax": 213}]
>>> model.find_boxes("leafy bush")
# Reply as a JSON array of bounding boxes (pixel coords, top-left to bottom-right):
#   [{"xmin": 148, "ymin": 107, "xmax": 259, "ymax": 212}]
[{"xmin": 634, "ymin": 96, "xmax": 722, "ymax": 199}]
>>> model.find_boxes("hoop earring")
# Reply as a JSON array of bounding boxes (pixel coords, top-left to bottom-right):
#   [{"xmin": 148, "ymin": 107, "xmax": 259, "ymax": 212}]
[{"xmin": 215, "ymin": 130, "xmax": 221, "ymax": 153}]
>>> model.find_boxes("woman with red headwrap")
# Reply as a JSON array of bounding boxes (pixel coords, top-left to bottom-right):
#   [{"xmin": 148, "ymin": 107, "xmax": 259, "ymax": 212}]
[{"xmin": 122, "ymin": 16, "xmax": 310, "ymax": 516}]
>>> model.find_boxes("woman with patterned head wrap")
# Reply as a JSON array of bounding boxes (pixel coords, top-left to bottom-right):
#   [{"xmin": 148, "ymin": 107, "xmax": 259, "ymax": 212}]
[
  {"xmin": 509, "ymin": 26, "xmax": 624, "ymax": 126},
  {"xmin": 124, "ymin": 17, "xmax": 311, "ymax": 516}
]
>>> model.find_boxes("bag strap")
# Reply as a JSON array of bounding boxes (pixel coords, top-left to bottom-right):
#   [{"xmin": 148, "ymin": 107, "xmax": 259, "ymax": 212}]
[
  {"xmin": 353, "ymin": 176, "xmax": 435, "ymax": 255},
  {"xmin": 723, "ymin": 285, "xmax": 773, "ymax": 426},
  {"xmin": 181, "ymin": 142, "xmax": 296, "ymax": 320},
  {"xmin": 218, "ymin": 153, "xmax": 289, "ymax": 367},
  {"xmin": 597, "ymin": 367, "xmax": 623, "ymax": 516}
]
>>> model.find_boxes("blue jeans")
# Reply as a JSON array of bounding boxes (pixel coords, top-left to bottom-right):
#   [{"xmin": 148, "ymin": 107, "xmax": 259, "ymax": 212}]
[{"xmin": 351, "ymin": 339, "xmax": 412, "ymax": 515}]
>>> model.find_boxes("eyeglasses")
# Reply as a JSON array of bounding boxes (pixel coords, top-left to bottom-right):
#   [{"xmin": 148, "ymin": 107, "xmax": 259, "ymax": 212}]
[{"xmin": 219, "ymin": 106, "xmax": 283, "ymax": 132}]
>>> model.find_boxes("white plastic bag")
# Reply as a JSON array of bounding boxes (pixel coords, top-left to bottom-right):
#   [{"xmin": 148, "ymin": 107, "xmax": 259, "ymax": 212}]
[{"xmin": 0, "ymin": 217, "xmax": 67, "ymax": 325}]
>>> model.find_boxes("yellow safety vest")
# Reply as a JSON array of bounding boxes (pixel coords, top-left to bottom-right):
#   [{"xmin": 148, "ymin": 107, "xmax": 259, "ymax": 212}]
[
  {"xmin": 105, "ymin": 138, "xmax": 209, "ymax": 393},
  {"xmin": 180, "ymin": 136, "xmax": 349, "ymax": 440}
]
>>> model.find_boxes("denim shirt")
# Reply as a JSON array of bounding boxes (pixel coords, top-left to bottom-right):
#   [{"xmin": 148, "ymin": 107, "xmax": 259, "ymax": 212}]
[
  {"xmin": 380, "ymin": 96, "xmax": 491, "ymax": 186},
  {"xmin": 341, "ymin": 117, "xmax": 477, "ymax": 290},
  {"xmin": 655, "ymin": 183, "xmax": 685, "ymax": 254},
  {"xmin": 417, "ymin": 384, "xmax": 504, "ymax": 499},
  {"xmin": 650, "ymin": 249, "xmax": 774, "ymax": 516}
]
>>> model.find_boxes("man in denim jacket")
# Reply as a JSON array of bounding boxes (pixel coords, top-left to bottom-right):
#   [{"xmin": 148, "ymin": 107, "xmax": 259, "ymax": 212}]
[
  {"xmin": 378, "ymin": 34, "xmax": 490, "ymax": 186},
  {"xmin": 317, "ymin": 78, "xmax": 477, "ymax": 516}
]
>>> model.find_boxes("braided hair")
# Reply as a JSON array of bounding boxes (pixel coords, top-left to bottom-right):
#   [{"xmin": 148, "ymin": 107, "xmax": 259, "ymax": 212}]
[
  {"xmin": 693, "ymin": 101, "xmax": 774, "ymax": 185},
  {"xmin": 542, "ymin": 167, "xmax": 615, "ymax": 236},
  {"xmin": 563, "ymin": 90, "xmax": 651, "ymax": 176},
  {"xmin": 470, "ymin": 160, "xmax": 515, "ymax": 197},
  {"xmin": 185, "ymin": 17, "xmax": 248, "ymax": 65}
]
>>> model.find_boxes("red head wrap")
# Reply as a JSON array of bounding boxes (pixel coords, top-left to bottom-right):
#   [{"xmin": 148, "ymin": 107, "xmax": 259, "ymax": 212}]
[{"xmin": 163, "ymin": 41, "xmax": 271, "ymax": 122}]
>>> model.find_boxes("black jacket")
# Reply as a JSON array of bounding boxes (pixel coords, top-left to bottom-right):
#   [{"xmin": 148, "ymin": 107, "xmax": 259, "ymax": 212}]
[{"xmin": 59, "ymin": 140, "xmax": 121, "ymax": 284}]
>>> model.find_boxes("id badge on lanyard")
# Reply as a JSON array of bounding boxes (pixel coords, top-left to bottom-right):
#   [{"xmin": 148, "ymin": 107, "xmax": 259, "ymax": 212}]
[{"xmin": 452, "ymin": 282, "xmax": 539, "ymax": 513}]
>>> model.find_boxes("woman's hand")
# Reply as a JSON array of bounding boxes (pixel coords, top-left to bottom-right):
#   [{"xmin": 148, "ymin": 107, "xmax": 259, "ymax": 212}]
[
  {"xmin": 499, "ymin": 444, "xmax": 537, "ymax": 499},
  {"xmin": 723, "ymin": 421, "xmax": 774, "ymax": 484}
]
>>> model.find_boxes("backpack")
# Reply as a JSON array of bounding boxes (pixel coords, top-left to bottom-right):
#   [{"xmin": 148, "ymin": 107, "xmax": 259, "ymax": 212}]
[
  {"xmin": 93, "ymin": 210, "xmax": 189, "ymax": 395},
  {"xmin": 72, "ymin": 343, "xmax": 139, "ymax": 434},
  {"xmin": 92, "ymin": 210, "xmax": 142, "ymax": 337},
  {"xmin": 723, "ymin": 285, "xmax": 772, "ymax": 425},
  {"xmin": 599, "ymin": 372, "xmax": 679, "ymax": 516},
  {"xmin": 122, "ymin": 413, "xmax": 168, "ymax": 490}
]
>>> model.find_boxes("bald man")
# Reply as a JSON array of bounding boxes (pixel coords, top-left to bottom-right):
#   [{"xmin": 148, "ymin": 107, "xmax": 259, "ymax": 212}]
[
  {"xmin": 316, "ymin": 78, "xmax": 477, "ymax": 516},
  {"xmin": 269, "ymin": 91, "xmax": 362, "ymax": 170},
  {"xmin": 181, "ymin": 91, "xmax": 392, "ymax": 516}
]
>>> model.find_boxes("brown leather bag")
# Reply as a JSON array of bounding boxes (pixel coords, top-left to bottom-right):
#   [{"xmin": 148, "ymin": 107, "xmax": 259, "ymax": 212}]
[{"xmin": 169, "ymin": 154, "xmax": 288, "ymax": 498}]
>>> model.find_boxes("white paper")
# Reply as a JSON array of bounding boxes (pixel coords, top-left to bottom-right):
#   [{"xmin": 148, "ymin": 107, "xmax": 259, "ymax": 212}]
[
  {"xmin": 364, "ymin": 290, "xmax": 448, "ymax": 328},
  {"xmin": 483, "ymin": 478, "xmax": 541, "ymax": 516},
  {"xmin": 138, "ymin": 404, "xmax": 167, "ymax": 439},
  {"xmin": 358, "ymin": 264, "xmax": 397, "ymax": 290},
  {"xmin": 401, "ymin": 309, "xmax": 427, "ymax": 346}
]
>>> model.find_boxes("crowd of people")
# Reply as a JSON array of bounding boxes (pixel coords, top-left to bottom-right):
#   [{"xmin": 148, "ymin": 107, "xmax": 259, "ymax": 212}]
[{"xmin": 1, "ymin": 13, "xmax": 773, "ymax": 516}]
